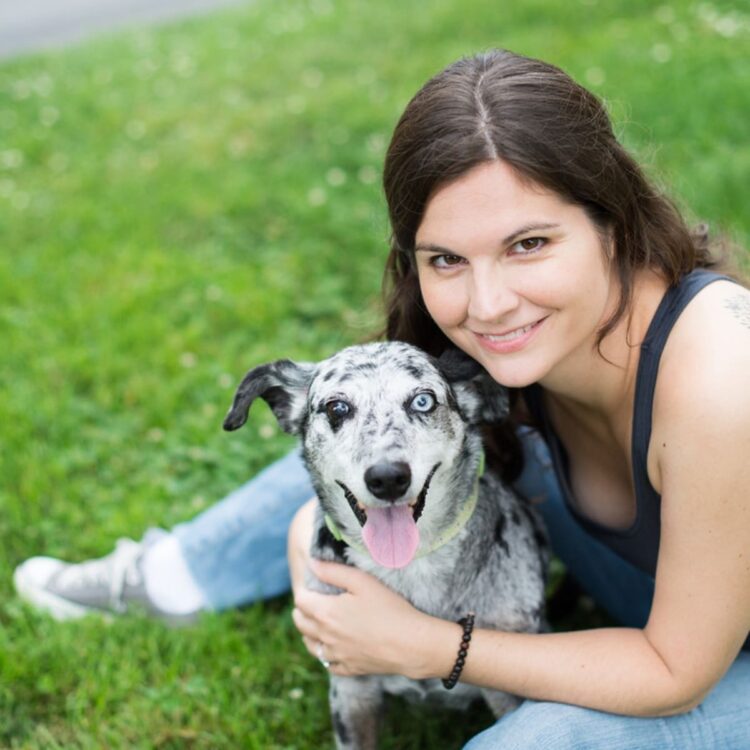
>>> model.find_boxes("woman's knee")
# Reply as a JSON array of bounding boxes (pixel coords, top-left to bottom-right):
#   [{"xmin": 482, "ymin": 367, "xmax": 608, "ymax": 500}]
[{"xmin": 463, "ymin": 700, "xmax": 625, "ymax": 750}]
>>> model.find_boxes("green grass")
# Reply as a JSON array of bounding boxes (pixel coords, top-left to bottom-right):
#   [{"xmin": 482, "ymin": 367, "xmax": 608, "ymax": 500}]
[{"xmin": 1, "ymin": 0, "xmax": 748, "ymax": 746}]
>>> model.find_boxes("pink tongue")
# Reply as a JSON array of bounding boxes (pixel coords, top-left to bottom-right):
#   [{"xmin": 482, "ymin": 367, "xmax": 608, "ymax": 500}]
[{"xmin": 362, "ymin": 505, "xmax": 420, "ymax": 569}]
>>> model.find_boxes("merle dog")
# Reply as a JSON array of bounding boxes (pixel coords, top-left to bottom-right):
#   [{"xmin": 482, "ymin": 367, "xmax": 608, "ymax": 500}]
[{"xmin": 223, "ymin": 342, "xmax": 547, "ymax": 750}]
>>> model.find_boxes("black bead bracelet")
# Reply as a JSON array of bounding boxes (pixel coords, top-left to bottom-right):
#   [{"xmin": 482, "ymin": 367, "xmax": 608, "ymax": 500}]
[{"xmin": 442, "ymin": 612, "xmax": 475, "ymax": 690}]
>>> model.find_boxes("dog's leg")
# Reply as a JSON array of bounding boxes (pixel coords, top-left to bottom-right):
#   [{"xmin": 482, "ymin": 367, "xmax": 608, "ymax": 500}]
[
  {"xmin": 480, "ymin": 688, "xmax": 521, "ymax": 720},
  {"xmin": 329, "ymin": 674, "xmax": 384, "ymax": 750},
  {"xmin": 308, "ymin": 519, "xmax": 383, "ymax": 748}
]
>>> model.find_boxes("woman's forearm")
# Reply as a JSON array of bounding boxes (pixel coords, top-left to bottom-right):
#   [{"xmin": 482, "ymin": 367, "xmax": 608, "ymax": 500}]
[
  {"xmin": 419, "ymin": 619, "xmax": 704, "ymax": 717},
  {"xmin": 289, "ymin": 509, "xmax": 711, "ymax": 717}
]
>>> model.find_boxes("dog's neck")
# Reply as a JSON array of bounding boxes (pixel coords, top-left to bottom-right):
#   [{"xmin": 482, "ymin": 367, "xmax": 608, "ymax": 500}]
[{"xmin": 323, "ymin": 451, "xmax": 485, "ymax": 563}]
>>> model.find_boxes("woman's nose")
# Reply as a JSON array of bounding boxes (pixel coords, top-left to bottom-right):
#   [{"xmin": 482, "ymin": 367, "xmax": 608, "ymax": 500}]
[{"xmin": 466, "ymin": 267, "xmax": 520, "ymax": 323}]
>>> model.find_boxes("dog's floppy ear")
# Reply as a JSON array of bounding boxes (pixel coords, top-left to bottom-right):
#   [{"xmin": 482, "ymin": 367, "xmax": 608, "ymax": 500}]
[
  {"xmin": 223, "ymin": 359, "xmax": 316, "ymax": 435},
  {"xmin": 437, "ymin": 348, "xmax": 509, "ymax": 425}
]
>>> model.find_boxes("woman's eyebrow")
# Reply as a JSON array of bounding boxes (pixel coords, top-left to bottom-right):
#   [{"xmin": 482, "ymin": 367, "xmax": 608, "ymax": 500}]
[
  {"xmin": 414, "ymin": 242, "xmax": 453, "ymax": 254},
  {"xmin": 502, "ymin": 222, "xmax": 560, "ymax": 245},
  {"xmin": 415, "ymin": 222, "xmax": 560, "ymax": 254}
]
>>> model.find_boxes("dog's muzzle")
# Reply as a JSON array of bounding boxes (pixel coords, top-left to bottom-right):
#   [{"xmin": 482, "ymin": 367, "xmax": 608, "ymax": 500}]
[{"xmin": 333, "ymin": 463, "xmax": 440, "ymax": 569}]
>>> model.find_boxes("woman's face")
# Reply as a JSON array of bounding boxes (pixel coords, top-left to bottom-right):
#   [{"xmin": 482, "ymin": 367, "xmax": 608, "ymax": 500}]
[{"xmin": 414, "ymin": 160, "xmax": 618, "ymax": 389}]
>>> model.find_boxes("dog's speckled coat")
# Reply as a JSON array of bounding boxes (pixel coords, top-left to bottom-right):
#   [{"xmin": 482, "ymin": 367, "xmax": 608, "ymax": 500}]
[{"xmin": 224, "ymin": 342, "xmax": 548, "ymax": 750}]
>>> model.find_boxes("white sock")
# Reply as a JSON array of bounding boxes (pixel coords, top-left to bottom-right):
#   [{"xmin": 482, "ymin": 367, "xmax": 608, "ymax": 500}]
[{"xmin": 142, "ymin": 534, "xmax": 208, "ymax": 615}]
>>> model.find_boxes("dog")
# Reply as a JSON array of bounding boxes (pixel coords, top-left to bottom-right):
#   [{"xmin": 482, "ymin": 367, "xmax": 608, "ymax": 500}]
[{"xmin": 223, "ymin": 341, "xmax": 548, "ymax": 750}]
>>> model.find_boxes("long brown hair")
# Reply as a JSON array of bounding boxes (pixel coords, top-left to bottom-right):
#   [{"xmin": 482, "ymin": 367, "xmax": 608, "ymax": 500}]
[{"xmin": 382, "ymin": 49, "xmax": 730, "ymax": 356}]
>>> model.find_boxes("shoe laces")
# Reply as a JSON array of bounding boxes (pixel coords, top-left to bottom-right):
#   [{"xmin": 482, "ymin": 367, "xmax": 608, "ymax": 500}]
[
  {"xmin": 108, "ymin": 538, "xmax": 144, "ymax": 613},
  {"xmin": 55, "ymin": 538, "xmax": 144, "ymax": 613}
]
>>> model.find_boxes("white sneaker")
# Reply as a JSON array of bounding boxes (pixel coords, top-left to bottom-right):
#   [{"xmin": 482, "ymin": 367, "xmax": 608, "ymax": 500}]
[{"xmin": 13, "ymin": 535, "xmax": 197, "ymax": 625}]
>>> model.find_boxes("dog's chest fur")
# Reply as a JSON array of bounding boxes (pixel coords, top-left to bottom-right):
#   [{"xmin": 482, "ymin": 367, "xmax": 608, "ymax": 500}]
[{"xmin": 310, "ymin": 470, "xmax": 547, "ymax": 710}]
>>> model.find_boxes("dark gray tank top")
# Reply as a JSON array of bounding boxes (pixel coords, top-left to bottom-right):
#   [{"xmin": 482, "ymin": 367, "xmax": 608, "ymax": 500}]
[
  {"xmin": 525, "ymin": 270, "xmax": 733, "ymax": 574},
  {"xmin": 526, "ymin": 270, "xmax": 750, "ymax": 651}
]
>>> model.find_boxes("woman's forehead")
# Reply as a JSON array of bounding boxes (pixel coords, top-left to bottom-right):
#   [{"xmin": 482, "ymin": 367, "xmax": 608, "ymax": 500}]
[{"xmin": 416, "ymin": 161, "xmax": 574, "ymax": 245}]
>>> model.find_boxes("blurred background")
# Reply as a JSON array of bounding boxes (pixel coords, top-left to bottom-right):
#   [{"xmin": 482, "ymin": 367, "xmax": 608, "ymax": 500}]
[
  {"xmin": 0, "ymin": 0, "xmax": 748, "ymax": 747},
  {"xmin": 0, "ymin": 0, "xmax": 247, "ymax": 59}
]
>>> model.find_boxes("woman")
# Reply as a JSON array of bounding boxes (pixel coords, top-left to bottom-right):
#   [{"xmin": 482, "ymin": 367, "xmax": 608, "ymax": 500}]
[
  {"xmin": 287, "ymin": 50, "xmax": 750, "ymax": 747},
  {"xmin": 15, "ymin": 49, "xmax": 750, "ymax": 747}
]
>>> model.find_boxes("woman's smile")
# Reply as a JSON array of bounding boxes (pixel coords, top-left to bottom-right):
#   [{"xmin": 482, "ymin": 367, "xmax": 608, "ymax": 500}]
[{"xmin": 472, "ymin": 316, "xmax": 548, "ymax": 354}]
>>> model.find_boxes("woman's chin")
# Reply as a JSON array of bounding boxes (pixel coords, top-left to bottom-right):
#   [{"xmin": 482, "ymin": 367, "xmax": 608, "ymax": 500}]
[{"xmin": 474, "ymin": 357, "xmax": 548, "ymax": 389}]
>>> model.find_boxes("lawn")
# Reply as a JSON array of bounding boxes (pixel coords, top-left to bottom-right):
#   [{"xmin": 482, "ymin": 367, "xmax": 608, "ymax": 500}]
[{"xmin": 1, "ymin": 0, "xmax": 748, "ymax": 746}]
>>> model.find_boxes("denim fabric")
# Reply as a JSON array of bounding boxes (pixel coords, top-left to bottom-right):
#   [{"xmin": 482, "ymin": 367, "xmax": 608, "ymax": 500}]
[
  {"xmin": 464, "ymin": 653, "xmax": 750, "ymax": 750},
  {"xmin": 173, "ymin": 448, "xmax": 314, "ymax": 609},
  {"xmin": 513, "ymin": 426, "xmax": 656, "ymax": 629},
  {"xmin": 469, "ymin": 427, "xmax": 750, "ymax": 748},
  {"xmin": 175, "ymin": 433, "xmax": 750, "ymax": 747}
]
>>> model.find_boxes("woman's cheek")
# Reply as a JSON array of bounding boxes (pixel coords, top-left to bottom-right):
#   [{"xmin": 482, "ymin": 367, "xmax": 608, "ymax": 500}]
[{"xmin": 420, "ymin": 275, "xmax": 466, "ymax": 330}]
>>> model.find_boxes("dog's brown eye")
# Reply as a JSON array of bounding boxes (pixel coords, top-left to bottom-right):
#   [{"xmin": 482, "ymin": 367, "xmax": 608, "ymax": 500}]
[{"xmin": 326, "ymin": 400, "xmax": 351, "ymax": 421}]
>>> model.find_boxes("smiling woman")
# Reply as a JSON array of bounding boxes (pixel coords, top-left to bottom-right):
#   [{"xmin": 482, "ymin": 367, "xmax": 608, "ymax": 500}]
[
  {"xmin": 289, "ymin": 48, "xmax": 750, "ymax": 748},
  {"xmin": 13, "ymin": 46, "xmax": 750, "ymax": 750}
]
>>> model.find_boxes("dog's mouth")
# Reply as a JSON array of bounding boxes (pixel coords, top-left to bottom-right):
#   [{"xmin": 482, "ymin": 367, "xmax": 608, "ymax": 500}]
[{"xmin": 335, "ymin": 463, "xmax": 440, "ymax": 569}]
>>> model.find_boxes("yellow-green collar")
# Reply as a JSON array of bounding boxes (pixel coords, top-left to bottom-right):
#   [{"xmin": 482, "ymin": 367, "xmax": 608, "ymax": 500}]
[{"xmin": 324, "ymin": 451, "xmax": 485, "ymax": 560}]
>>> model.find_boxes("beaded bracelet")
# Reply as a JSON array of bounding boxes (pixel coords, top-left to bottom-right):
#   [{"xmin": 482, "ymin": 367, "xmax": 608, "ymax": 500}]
[{"xmin": 442, "ymin": 612, "xmax": 475, "ymax": 690}]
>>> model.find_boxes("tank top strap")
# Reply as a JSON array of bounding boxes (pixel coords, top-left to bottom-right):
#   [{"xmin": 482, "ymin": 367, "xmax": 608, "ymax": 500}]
[
  {"xmin": 523, "ymin": 269, "xmax": 735, "ymax": 576},
  {"xmin": 631, "ymin": 270, "xmax": 733, "ymax": 504}
]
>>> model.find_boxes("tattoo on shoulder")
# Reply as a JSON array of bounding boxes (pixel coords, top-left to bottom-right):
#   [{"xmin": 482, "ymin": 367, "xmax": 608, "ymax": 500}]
[{"xmin": 723, "ymin": 294, "xmax": 750, "ymax": 330}]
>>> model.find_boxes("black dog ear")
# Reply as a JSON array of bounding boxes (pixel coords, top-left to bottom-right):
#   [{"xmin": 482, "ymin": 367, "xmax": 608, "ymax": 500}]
[
  {"xmin": 223, "ymin": 359, "xmax": 316, "ymax": 435},
  {"xmin": 436, "ymin": 348, "xmax": 509, "ymax": 425}
]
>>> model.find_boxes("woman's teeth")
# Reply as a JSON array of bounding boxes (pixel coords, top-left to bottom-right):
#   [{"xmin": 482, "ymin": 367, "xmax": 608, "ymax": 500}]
[{"xmin": 482, "ymin": 322, "xmax": 535, "ymax": 342}]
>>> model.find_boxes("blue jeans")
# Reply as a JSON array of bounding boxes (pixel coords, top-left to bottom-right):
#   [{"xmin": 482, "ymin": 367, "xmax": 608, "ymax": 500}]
[
  {"xmin": 173, "ymin": 448, "xmax": 312, "ymax": 610},
  {"xmin": 173, "ymin": 432, "xmax": 750, "ymax": 748}
]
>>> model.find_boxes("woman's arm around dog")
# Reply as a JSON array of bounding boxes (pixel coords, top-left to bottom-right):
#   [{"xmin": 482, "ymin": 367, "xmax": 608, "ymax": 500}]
[{"xmin": 290, "ymin": 306, "xmax": 750, "ymax": 717}]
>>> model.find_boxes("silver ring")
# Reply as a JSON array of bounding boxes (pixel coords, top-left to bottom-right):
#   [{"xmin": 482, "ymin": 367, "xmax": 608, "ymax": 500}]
[{"xmin": 316, "ymin": 641, "xmax": 331, "ymax": 669}]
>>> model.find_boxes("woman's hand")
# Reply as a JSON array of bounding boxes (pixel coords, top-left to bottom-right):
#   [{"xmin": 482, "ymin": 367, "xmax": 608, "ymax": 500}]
[{"xmin": 292, "ymin": 559, "xmax": 441, "ymax": 679}]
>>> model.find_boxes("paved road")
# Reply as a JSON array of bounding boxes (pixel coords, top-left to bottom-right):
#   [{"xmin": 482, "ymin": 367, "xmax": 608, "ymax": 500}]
[{"xmin": 0, "ymin": 0, "xmax": 249, "ymax": 60}]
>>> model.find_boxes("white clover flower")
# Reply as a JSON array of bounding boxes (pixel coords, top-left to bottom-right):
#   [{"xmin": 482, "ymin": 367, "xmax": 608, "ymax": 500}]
[
  {"xmin": 147, "ymin": 428, "xmax": 165, "ymax": 443},
  {"xmin": 651, "ymin": 43, "xmax": 672, "ymax": 63},
  {"xmin": 180, "ymin": 352, "xmax": 197, "ymax": 368},
  {"xmin": 49, "ymin": 154, "xmax": 69, "ymax": 173},
  {"xmin": 205, "ymin": 285, "xmax": 223, "ymax": 301},
  {"xmin": 40, "ymin": 106, "xmax": 59, "ymax": 127},
  {"xmin": 358, "ymin": 165, "xmax": 378, "ymax": 185},
  {"xmin": 286, "ymin": 95, "xmax": 306, "ymax": 114},
  {"xmin": 302, "ymin": 68, "xmax": 324, "ymax": 89},
  {"xmin": 1, "ymin": 149, "xmax": 24, "ymax": 169},
  {"xmin": 585, "ymin": 67, "xmax": 606, "ymax": 86},
  {"xmin": 308, "ymin": 186, "xmax": 327, "ymax": 206},
  {"xmin": 326, "ymin": 167, "xmax": 347, "ymax": 187},
  {"xmin": 126, "ymin": 120, "xmax": 146, "ymax": 140},
  {"xmin": 655, "ymin": 5, "xmax": 676, "ymax": 24}
]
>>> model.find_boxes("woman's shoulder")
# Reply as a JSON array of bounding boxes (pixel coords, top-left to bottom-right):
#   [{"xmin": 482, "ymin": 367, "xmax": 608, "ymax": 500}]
[
  {"xmin": 667, "ymin": 277, "xmax": 750, "ymax": 362},
  {"xmin": 648, "ymin": 278, "xmax": 750, "ymax": 498},
  {"xmin": 656, "ymin": 277, "xmax": 750, "ymax": 423}
]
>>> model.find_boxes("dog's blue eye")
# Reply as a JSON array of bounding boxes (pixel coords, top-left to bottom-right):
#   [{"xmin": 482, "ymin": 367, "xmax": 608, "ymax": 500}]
[
  {"xmin": 326, "ymin": 400, "xmax": 351, "ymax": 421},
  {"xmin": 409, "ymin": 392, "xmax": 436, "ymax": 414}
]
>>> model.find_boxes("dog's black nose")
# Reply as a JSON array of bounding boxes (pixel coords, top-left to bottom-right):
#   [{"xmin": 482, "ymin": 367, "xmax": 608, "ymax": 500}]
[{"xmin": 364, "ymin": 462, "xmax": 412, "ymax": 501}]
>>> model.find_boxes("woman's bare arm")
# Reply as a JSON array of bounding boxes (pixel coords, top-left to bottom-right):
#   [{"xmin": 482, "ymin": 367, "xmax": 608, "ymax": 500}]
[{"xmin": 290, "ymin": 291, "xmax": 750, "ymax": 717}]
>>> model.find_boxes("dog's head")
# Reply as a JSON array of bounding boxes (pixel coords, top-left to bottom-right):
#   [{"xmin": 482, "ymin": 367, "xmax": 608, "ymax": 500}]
[{"xmin": 224, "ymin": 342, "xmax": 509, "ymax": 569}]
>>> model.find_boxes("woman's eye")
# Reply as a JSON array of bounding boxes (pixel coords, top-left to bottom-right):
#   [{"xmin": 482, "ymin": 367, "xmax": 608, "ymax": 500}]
[
  {"xmin": 326, "ymin": 400, "xmax": 351, "ymax": 421},
  {"xmin": 409, "ymin": 391, "xmax": 436, "ymax": 414},
  {"xmin": 511, "ymin": 237, "xmax": 546, "ymax": 255},
  {"xmin": 429, "ymin": 254, "xmax": 465, "ymax": 269}
]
